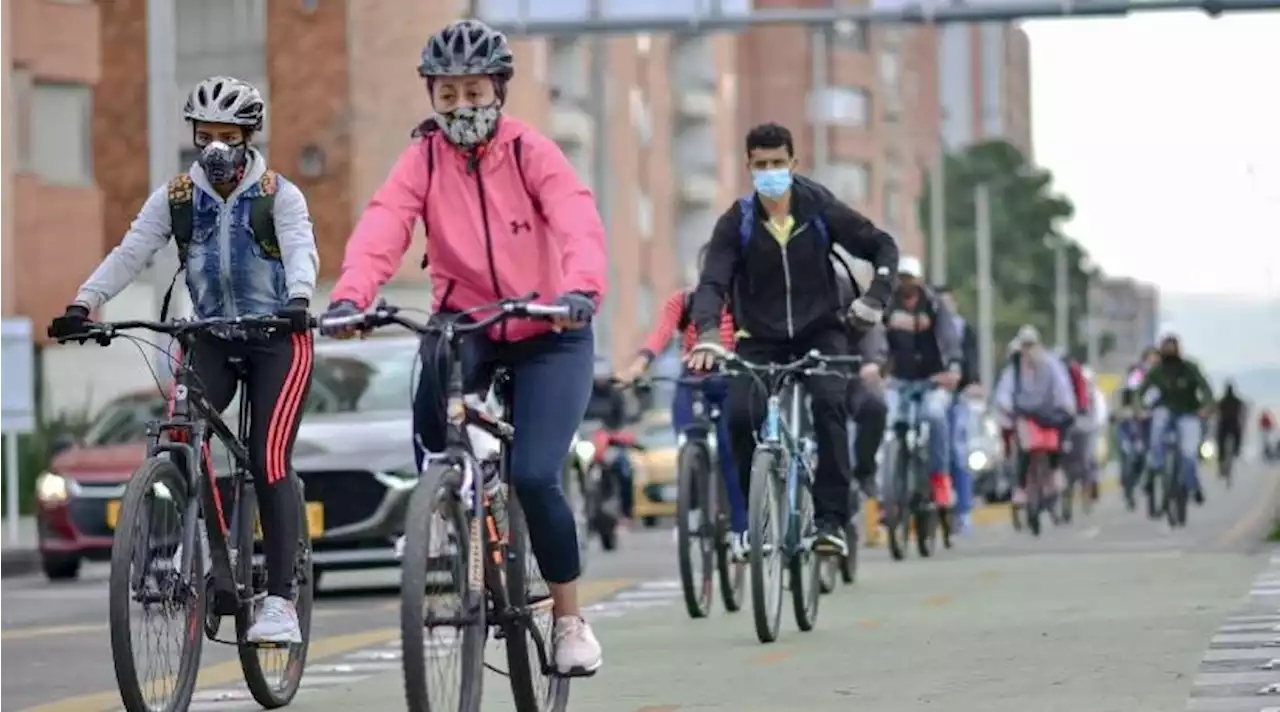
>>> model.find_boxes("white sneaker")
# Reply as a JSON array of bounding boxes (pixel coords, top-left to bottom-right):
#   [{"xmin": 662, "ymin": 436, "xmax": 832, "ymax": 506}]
[
  {"xmin": 729, "ymin": 531, "xmax": 749, "ymax": 563},
  {"xmin": 553, "ymin": 615, "xmax": 602, "ymax": 677},
  {"xmin": 246, "ymin": 595, "xmax": 302, "ymax": 644}
]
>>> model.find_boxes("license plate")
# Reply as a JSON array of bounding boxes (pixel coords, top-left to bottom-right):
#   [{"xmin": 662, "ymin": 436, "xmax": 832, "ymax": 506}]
[
  {"xmin": 106, "ymin": 500, "xmax": 121, "ymax": 530},
  {"xmin": 254, "ymin": 502, "xmax": 324, "ymax": 539}
]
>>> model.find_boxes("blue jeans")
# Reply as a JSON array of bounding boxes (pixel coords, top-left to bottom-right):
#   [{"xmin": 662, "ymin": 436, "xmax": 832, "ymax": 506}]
[
  {"xmin": 672, "ymin": 375, "xmax": 747, "ymax": 534},
  {"xmin": 885, "ymin": 381, "xmax": 950, "ymax": 480},
  {"xmin": 1147, "ymin": 408, "xmax": 1202, "ymax": 493},
  {"xmin": 413, "ymin": 324, "xmax": 593, "ymax": 584},
  {"xmin": 947, "ymin": 401, "xmax": 974, "ymax": 516},
  {"xmin": 611, "ymin": 453, "xmax": 635, "ymax": 519}
]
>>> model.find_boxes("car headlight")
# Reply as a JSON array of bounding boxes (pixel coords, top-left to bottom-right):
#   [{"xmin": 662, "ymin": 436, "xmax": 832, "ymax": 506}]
[
  {"xmin": 572, "ymin": 440, "xmax": 596, "ymax": 468},
  {"xmin": 374, "ymin": 470, "xmax": 420, "ymax": 491},
  {"xmin": 967, "ymin": 451, "xmax": 989, "ymax": 472},
  {"xmin": 35, "ymin": 472, "xmax": 73, "ymax": 503}
]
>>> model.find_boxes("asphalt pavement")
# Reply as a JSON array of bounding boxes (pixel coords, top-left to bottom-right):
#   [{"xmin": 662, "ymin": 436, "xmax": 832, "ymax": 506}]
[{"xmin": 5, "ymin": 461, "xmax": 1280, "ymax": 712}]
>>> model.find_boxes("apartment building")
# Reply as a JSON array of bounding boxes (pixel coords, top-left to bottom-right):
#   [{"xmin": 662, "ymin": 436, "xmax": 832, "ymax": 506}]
[
  {"xmin": 935, "ymin": 22, "xmax": 1034, "ymax": 158},
  {"xmin": 1092, "ymin": 276, "xmax": 1161, "ymax": 374},
  {"xmin": 2, "ymin": 0, "xmax": 103, "ymax": 340}
]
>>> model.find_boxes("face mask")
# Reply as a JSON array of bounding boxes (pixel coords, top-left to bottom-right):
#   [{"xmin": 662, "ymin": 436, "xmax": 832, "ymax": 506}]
[
  {"xmin": 1161, "ymin": 351, "xmax": 1179, "ymax": 363},
  {"xmin": 197, "ymin": 141, "xmax": 248, "ymax": 185},
  {"xmin": 437, "ymin": 103, "xmax": 502, "ymax": 148},
  {"xmin": 752, "ymin": 168, "xmax": 792, "ymax": 200}
]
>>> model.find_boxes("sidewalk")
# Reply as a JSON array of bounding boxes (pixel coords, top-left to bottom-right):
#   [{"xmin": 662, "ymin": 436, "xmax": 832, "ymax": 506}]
[{"xmin": 2, "ymin": 516, "xmax": 41, "ymax": 577}]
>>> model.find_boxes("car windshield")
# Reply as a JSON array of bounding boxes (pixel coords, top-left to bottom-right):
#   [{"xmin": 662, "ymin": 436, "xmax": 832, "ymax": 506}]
[{"xmin": 79, "ymin": 340, "xmax": 420, "ymax": 447}]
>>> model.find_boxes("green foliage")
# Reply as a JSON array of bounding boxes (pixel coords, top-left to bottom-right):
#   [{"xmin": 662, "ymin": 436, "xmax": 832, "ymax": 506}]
[
  {"xmin": 0, "ymin": 410, "xmax": 93, "ymax": 516},
  {"xmin": 918, "ymin": 139, "xmax": 1102, "ymax": 362}
]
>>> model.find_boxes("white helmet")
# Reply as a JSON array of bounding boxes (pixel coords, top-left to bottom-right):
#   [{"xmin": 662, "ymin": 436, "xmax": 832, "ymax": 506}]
[
  {"xmin": 183, "ymin": 76, "xmax": 265, "ymax": 131},
  {"xmin": 899, "ymin": 255, "xmax": 924, "ymax": 279}
]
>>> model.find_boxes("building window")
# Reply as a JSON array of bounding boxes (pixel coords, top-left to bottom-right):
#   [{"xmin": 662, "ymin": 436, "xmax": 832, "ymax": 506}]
[
  {"xmin": 549, "ymin": 38, "xmax": 588, "ymax": 104},
  {"xmin": 636, "ymin": 192, "xmax": 654, "ymax": 241},
  {"xmin": 826, "ymin": 162, "xmax": 871, "ymax": 206},
  {"xmin": 827, "ymin": 20, "xmax": 868, "ymax": 52},
  {"xmin": 884, "ymin": 183, "xmax": 903, "ymax": 233},
  {"xmin": 629, "ymin": 87, "xmax": 653, "ymax": 147},
  {"xmin": 637, "ymin": 282, "xmax": 655, "ymax": 330},
  {"xmin": 809, "ymin": 86, "xmax": 869, "ymax": 128},
  {"xmin": 28, "ymin": 83, "xmax": 93, "ymax": 186}
]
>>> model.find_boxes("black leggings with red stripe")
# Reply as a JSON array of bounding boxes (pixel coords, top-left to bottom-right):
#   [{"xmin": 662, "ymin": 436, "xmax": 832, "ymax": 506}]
[{"xmin": 190, "ymin": 332, "xmax": 314, "ymax": 599}]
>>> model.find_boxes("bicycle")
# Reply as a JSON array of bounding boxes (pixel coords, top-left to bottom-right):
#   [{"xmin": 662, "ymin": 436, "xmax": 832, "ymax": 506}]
[
  {"xmin": 53, "ymin": 316, "xmax": 315, "ymax": 712},
  {"xmin": 1153, "ymin": 415, "xmax": 1192, "ymax": 528},
  {"xmin": 1059, "ymin": 425, "xmax": 1094, "ymax": 524},
  {"xmin": 640, "ymin": 374, "xmax": 746, "ymax": 619},
  {"xmin": 881, "ymin": 381, "xmax": 949, "ymax": 561},
  {"xmin": 694, "ymin": 346, "xmax": 860, "ymax": 644},
  {"xmin": 321, "ymin": 295, "xmax": 579, "ymax": 712},
  {"xmin": 1012, "ymin": 415, "xmax": 1062, "ymax": 537},
  {"xmin": 1217, "ymin": 426, "xmax": 1238, "ymax": 487},
  {"xmin": 580, "ymin": 378, "xmax": 647, "ymax": 552}
]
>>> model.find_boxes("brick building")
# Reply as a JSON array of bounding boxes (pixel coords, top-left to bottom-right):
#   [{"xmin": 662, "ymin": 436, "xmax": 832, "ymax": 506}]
[{"xmin": 2, "ymin": 0, "xmax": 103, "ymax": 339}]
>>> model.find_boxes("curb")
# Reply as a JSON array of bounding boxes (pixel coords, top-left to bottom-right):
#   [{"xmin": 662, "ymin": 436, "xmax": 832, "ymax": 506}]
[{"xmin": 2, "ymin": 548, "xmax": 41, "ymax": 577}]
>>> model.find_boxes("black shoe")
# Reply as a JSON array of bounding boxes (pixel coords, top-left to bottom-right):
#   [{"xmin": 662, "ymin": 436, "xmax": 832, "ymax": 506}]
[
  {"xmin": 1193, "ymin": 488, "xmax": 1205, "ymax": 506},
  {"xmin": 812, "ymin": 521, "xmax": 848, "ymax": 557}
]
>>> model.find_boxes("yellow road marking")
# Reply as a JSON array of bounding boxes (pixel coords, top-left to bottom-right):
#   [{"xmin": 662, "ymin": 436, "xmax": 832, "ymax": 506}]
[
  {"xmin": 923, "ymin": 594, "xmax": 952, "ymax": 607},
  {"xmin": 2, "ymin": 607, "xmax": 359, "ymax": 642},
  {"xmin": 751, "ymin": 650, "xmax": 790, "ymax": 665},
  {"xmin": 24, "ymin": 578, "xmax": 634, "ymax": 712}
]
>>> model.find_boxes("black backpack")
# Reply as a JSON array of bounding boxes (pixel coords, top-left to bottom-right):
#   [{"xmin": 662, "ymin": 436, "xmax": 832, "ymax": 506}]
[{"xmin": 161, "ymin": 171, "xmax": 281, "ymax": 320}]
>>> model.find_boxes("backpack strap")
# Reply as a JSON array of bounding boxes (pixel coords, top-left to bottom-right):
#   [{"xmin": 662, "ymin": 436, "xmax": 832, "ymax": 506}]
[
  {"xmin": 249, "ymin": 169, "xmax": 280, "ymax": 259},
  {"xmin": 736, "ymin": 196, "xmax": 755, "ymax": 250},
  {"xmin": 421, "ymin": 134, "xmax": 437, "ymax": 269},
  {"xmin": 162, "ymin": 175, "xmax": 195, "ymax": 321}
]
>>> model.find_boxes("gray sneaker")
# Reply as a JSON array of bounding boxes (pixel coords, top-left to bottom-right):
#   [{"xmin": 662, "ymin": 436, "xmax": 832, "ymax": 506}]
[{"xmin": 246, "ymin": 595, "xmax": 302, "ymax": 644}]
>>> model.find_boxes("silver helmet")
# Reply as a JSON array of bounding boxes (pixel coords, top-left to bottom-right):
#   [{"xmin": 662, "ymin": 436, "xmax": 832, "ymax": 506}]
[
  {"xmin": 418, "ymin": 20, "xmax": 515, "ymax": 81},
  {"xmin": 183, "ymin": 76, "xmax": 264, "ymax": 131}
]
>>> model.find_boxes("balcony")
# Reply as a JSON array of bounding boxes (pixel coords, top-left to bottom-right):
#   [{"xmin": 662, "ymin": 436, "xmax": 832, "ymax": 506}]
[
  {"xmin": 679, "ymin": 174, "xmax": 719, "ymax": 207},
  {"xmin": 548, "ymin": 104, "xmax": 592, "ymax": 146}
]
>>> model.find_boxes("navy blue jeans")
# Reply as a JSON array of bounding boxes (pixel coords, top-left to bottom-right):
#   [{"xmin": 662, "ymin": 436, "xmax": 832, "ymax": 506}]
[
  {"xmin": 412, "ymin": 325, "xmax": 594, "ymax": 584},
  {"xmin": 671, "ymin": 374, "xmax": 746, "ymax": 533}
]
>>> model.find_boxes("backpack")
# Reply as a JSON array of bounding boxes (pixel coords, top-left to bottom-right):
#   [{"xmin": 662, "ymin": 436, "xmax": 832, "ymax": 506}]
[
  {"xmin": 1063, "ymin": 356, "xmax": 1091, "ymax": 415},
  {"xmin": 419, "ymin": 127, "xmax": 542, "ymax": 269},
  {"xmin": 734, "ymin": 194, "xmax": 860, "ymax": 309},
  {"xmin": 162, "ymin": 170, "xmax": 281, "ymax": 320}
]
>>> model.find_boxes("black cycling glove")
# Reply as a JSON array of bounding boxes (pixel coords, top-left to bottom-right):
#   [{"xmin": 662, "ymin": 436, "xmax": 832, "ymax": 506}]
[
  {"xmin": 554, "ymin": 291, "xmax": 596, "ymax": 324},
  {"xmin": 48, "ymin": 304, "xmax": 91, "ymax": 341},
  {"xmin": 276, "ymin": 297, "xmax": 312, "ymax": 333},
  {"xmin": 319, "ymin": 300, "xmax": 362, "ymax": 338}
]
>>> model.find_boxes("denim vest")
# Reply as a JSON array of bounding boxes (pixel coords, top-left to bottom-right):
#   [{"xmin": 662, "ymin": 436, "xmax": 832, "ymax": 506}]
[{"xmin": 184, "ymin": 180, "xmax": 287, "ymax": 319}]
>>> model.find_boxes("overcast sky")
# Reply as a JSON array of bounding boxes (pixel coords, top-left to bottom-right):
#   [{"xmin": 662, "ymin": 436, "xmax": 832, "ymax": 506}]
[{"xmin": 1026, "ymin": 12, "xmax": 1280, "ymax": 299}]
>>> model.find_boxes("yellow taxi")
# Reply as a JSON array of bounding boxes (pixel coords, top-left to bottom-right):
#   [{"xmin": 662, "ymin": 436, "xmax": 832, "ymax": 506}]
[{"xmin": 632, "ymin": 412, "xmax": 679, "ymax": 523}]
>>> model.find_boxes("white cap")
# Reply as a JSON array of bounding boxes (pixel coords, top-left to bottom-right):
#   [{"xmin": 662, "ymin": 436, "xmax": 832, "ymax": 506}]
[
  {"xmin": 899, "ymin": 255, "xmax": 924, "ymax": 278},
  {"xmin": 1016, "ymin": 324, "xmax": 1041, "ymax": 346}
]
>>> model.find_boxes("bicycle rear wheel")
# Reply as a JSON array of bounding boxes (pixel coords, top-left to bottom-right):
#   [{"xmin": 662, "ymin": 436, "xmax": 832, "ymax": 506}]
[
  {"xmin": 1025, "ymin": 454, "xmax": 1045, "ymax": 537},
  {"xmin": 747, "ymin": 449, "xmax": 784, "ymax": 644},
  {"xmin": 676, "ymin": 441, "xmax": 715, "ymax": 619},
  {"xmin": 401, "ymin": 465, "xmax": 485, "ymax": 712},
  {"xmin": 1165, "ymin": 463, "xmax": 1188, "ymax": 528},
  {"xmin": 715, "ymin": 462, "xmax": 746, "ymax": 613},
  {"xmin": 237, "ymin": 476, "xmax": 313, "ymax": 708},
  {"xmin": 885, "ymin": 444, "xmax": 911, "ymax": 561},
  {"xmin": 504, "ymin": 487, "xmax": 572, "ymax": 711},
  {"xmin": 109, "ymin": 457, "xmax": 203, "ymax": 712}
]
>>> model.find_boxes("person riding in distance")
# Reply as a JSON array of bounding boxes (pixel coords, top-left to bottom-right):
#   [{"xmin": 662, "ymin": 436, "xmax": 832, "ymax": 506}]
[{"xmin": 320, "ymin": 19, "xmax": 606, "ymax": 676}]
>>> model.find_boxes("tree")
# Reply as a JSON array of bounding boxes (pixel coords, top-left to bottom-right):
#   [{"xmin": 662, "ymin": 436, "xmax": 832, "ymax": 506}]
[{"xmin": 918, "ymin": 139, "xmax": 1102, "ymax": 364}]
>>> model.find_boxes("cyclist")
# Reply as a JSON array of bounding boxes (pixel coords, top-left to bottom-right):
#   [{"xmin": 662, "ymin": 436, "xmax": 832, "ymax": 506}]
[
  {"xmin": 320, "ymin": 20, "xmax": 605, "ymax": 676},
  {"xmin": 1135, "ymin": 333, "xmax": 1214, "ymax": 505},
  {"xmin": 1262, "ymin": 408, "xmax": 1277, "ymax": 460},
  {"xmin": 622, "ymin": 246, "xmax": 747, "ymax": 558},
  {"xmin": 936, "ymin": 284, "xmax": 981, "ymax": 532},
  {"xmin": 1215, "ymin": 380, "xmax": 1246, "ymax": 472},
  {"xmin": 1116, "ymin": 347, "xmax": 1159, "ymax": 506},
  {"xmin": 686, "ymin": 121, "xmax": 899, "ymax": 557},
  {"xmin": 992, "ymin": 326, "xmax": 1076, "ymax": 507},
  {"xmin": 47, "ymin": 76, "xmax": 319, "ymax": 644},
  {"xmin": 882, "ymin": 256, "xmax": 963, "ymax": 515}
]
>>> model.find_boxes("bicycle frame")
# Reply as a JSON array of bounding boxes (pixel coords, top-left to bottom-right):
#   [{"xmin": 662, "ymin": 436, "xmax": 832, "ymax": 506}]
[
  {"xmin": 757, "ymin": 377, "xmax": 811, "ymax": 557},
  {"xmin": 889, "ymin": 382, "xmax": 933, "ymax": 503}
]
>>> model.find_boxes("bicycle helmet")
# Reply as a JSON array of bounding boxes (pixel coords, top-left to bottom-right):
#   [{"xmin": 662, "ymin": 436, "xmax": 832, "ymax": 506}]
[
  {"xmin": 418, "ymin": 20, "xmax": 515, "ymax": 81},
  {"xmin": 183, "ymin": 76, "xmax": 264, "ymax": 131}
]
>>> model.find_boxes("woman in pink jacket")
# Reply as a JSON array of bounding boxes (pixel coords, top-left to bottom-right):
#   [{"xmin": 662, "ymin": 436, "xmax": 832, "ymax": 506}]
[{"xmin": 322, "ymin": 19, "xmax": 607, "ymax": 676}]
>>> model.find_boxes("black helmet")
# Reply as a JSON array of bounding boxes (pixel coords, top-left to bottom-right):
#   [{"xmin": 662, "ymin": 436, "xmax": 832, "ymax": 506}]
[{"xmin": 419, "ymin": 20, "xmax": 515, "ymax": 81}]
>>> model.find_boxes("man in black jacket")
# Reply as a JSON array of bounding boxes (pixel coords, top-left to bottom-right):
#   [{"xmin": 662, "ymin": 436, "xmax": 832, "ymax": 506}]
[
  {"xmin": 936, "ymin": 284, "xmax": 980, "ymax": 532},
  {"xmin": 883, "ymin": 257, "xmax": 963, "ymax": 517},
  {"xmin": 686, "ymin": 122, "xmax": 899, "ymax": 555}
]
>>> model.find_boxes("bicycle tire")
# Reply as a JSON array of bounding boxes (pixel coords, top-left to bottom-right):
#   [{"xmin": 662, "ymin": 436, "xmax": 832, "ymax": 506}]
[
  {"xmin": 790, "ymin": 482, "xmax": 821, "ymax": 632},
  {"xmin": 401, "ymin": 466, "xmax": 485, "ymax": 712},
  {"xmin": 1165, "ymin": 462, "xmax": 1188, "ymax": 528},
  {"xmin": 676, "ymin": 441, "xmax": 715, "ymax": 619},
  {"xmin": 715, "ymin": 459, "xmax": 746, "ymax": 613},
  {"xmin": 885, "ymin": 442, "xmax": 910, "ymax": 561},
  {"xmin": 504, "ymin": 487, "xmax": 572, "ymax": 711},
  {"xmin": 109, "ymin": 457, "xmax": 203, "ymax": 712},
  {"xmin": 747, "ymin": 449, "xmax": 784, "ymax": 644},
  {"xmin": 1059, "ymin": 480, "xmax": 1075, "ymax": 524},
  {"xmin": 1026, "ymin": 454, "xmax": 1045, "ymax": 537},
  {"xmin": 237, "ymin": 476, "xmax": 313, "ymax": 708},
  {"xmin": 913, "ymin": 508, "xmax": 936, "ymax": 558},
  {"xmin": 839, "ymin": 511, "xmax": 858, "ymax": 584}
]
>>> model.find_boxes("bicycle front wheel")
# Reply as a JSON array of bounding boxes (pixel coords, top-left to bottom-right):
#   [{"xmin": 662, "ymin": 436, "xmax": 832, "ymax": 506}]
[
  {"xmin": 789, "ymin": 482, "xmax": 821, "ymax": 632},
  {"xmin": 747, "ymin": 449, "xmax": 784, "ymax": 644},
  {"xmin": 238, "ymin": 475, "xmax": 314, "ymax": 708},
  {"xmin": 401, "ymin": 465, "xmax": 485, "ymax": 712},
  {"xmin": 676, "ymin": 441, "xmax": 715, "ymax": 619},
  {"xmin": 109, "ymin": 457, "xmax": 203, "ymax": 712}
]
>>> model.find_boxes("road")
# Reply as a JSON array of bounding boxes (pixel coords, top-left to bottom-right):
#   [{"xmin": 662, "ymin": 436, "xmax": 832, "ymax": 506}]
[{"xmin": 4, "ymin": 462, "xmax": 1279, "ymax": 712}]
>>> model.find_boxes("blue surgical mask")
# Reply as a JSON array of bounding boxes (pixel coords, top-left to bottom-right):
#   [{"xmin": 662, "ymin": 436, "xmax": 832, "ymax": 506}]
[{"xmin": 752, "ymin": 168, "xmax": 792, "ymax": 200}]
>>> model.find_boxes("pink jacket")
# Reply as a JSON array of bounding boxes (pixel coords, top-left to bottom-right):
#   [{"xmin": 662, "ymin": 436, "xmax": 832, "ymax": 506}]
[{"xmin": 331, "ymin": 116, "xmax": 608, "ymax": 342}]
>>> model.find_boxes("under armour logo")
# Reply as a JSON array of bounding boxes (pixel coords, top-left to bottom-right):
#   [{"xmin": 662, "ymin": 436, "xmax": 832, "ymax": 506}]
[{"xmin": 511, "ymin": 220, "xmax": 532, "ymax": 234}]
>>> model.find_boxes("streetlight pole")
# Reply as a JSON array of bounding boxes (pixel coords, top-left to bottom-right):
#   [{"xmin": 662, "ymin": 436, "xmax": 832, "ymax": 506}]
[
  {"xmin": 1053, "ymin": 238, "xmax": 1069, "ymax": 352},
  {"xmin": 975, "ymin": 184, "xmax": 995, "ymax": 390},
  {"xmin": 928, "ymin": 21, "xmax": 946, "ymax": 286},
  {"xmin": 146, "ymin": 0, "xmax": 179, "ymax": 375}
]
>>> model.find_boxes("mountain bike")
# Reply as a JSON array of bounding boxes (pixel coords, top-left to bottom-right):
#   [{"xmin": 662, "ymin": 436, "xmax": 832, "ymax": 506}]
[
  {"xmin": 321, "ymin": 296, "xmax": 578, "ymax": 712},
  {"xmin": 882, "ymin": 381, "xmax": 948, "ymax": 560},
  {"xmin": 54, "ymin": 316, "xmax": 315, "ymax": 712},
  {"xmin": 695, "ymin": 346, "xmax": 860, "ymax": 644},
  {"xmin": 1014, "ymin": 415, "xmax": 1062, "ymax": 537},
  {"xmin": 642, "ymin": 374, "xmax": 745, "ymax": 618},
  {"xmin": 1156, "ymin": 416, "xmax": 1191, "ymax": 528}
]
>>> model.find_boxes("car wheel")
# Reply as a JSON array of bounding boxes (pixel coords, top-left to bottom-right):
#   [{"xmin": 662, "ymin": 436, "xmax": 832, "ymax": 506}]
[
  {"xmin": 642, "ymin": 516, "xmax": 659, "ymax": 529},
  {"xmin": 42, "ymin": 553, "xmax": 81, "ymax": 581}
]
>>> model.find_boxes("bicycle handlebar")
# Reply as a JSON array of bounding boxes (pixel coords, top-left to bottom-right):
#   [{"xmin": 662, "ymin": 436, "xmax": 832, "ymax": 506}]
[
  {"xmin": 55, "ymin": 314, "xmax": 303, "ymax": 345},
  {"xmin": 319, "ymin": 294, "xmax": 569, "ymax": 336}
]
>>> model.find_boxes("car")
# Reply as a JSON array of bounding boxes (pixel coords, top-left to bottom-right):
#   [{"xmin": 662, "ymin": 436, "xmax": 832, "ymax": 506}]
[
  {"xmin": 632, "ymin": 412, "xmax": 679, "ymax": 524},
  {"xmin": 963, "ymin": 402, "xmax": 1012, "ymax": 503},
  {"xmin": 33, "ymin": 336, "xmax": 422, "ymax": 583}
]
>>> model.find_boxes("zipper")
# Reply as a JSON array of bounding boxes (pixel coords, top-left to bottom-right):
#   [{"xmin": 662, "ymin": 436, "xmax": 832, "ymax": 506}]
[
  {"xmin": 471, "ymin": 162, "xmax": 505, "ymax": 340},
  {"xmin": 778, "ymin": 223, "xmax": 809, "ymax": 340}
]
